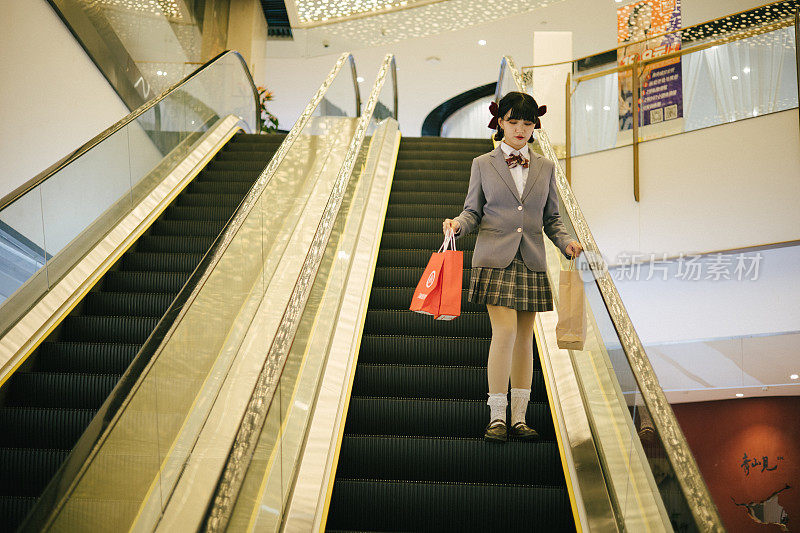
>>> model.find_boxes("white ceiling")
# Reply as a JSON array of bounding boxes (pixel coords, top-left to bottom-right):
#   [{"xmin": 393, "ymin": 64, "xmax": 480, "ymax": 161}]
[{"xmin": 269, "ymin": 0, "xmax": 771, "ymax": 59}]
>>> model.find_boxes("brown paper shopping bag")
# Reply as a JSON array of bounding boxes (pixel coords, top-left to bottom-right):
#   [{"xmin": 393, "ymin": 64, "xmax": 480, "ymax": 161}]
[{"xmin": 556, "ymin": 256, "xmax": 586, "ymax": 350}]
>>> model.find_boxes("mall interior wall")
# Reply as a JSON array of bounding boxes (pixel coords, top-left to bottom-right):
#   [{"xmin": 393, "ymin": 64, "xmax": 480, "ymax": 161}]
[
  {"xmin": 0, "ymin": 0, "xmax": 130, "ymax": 199},
  {"xmin": 1, "ymin": 0, "xmax": 771, "ymax": 198},
  {"xmin": 263, "ymin": 0, "xmax": 768, "ymax": 138}
]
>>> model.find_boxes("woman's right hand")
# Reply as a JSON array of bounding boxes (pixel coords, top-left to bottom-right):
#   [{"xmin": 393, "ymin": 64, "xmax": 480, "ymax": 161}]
[{"xmin": 442, "ymin": 219, "xmax": 460, "ymax": 235}]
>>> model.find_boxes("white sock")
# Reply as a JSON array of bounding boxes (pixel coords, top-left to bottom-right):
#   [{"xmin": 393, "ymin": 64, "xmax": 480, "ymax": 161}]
[
  {"xmin": 487, "ymin": 392, "xmax": 508, "ymax": 423},
  {"xmin": 510, "ymin": 388, "xmax": 531, "ymax": 426}
]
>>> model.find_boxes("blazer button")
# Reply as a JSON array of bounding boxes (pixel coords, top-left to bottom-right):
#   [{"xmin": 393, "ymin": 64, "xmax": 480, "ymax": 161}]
[
  {"xmin": 517, "ymin": 205, "xmax": 523, "ymax": 211},
  {"xmin": 517, "ymin": 227, "xmax": 522, "ymax": 233}
]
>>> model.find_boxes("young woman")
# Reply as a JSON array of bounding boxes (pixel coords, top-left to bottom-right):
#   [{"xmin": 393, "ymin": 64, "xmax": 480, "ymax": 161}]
[{"xmin": 443, "ymin": 92, "xmax": 583, "ymax": 442}]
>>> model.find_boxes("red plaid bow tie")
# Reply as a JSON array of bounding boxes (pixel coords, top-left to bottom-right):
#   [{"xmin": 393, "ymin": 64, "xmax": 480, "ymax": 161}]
[{"xmin": 505, "ymin": 153, "xmax": 529, "ymax": 169}]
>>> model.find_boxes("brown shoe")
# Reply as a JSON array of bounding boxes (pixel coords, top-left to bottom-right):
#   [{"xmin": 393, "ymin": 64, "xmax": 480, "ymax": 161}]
[
  {"xmin": 509, "ymin": 421, "xmax": 540, "ymax": 441},
  {"xmin": 484, "ymin": 419, "xmax": 507, "ymax": 442}
]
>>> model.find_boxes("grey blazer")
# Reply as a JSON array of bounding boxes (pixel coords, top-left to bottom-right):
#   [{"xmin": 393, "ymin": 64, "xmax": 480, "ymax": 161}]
[{"xmin": 453, "ymin": 143, "xmax": 574, "ymax": 271}]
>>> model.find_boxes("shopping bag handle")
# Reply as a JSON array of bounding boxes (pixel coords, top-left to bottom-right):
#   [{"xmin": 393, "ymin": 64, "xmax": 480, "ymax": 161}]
[{"xmin": 438, "ymin": 229, "xmax": 457, "ymax": 253}]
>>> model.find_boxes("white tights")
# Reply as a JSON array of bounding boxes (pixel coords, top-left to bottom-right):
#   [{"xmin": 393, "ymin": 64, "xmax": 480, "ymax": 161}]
[{"xmin": 485, "ymin": 305, "xmax": 536, "ymax": 424}]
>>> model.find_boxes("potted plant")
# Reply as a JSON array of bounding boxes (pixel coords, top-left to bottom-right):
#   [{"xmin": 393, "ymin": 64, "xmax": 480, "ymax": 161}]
[{"xmin": 257, "ymin": 86, "xmax": 279, "ymax": 133}]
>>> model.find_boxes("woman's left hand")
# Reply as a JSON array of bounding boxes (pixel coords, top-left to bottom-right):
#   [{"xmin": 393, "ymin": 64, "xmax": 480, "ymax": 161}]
[{"xmin": 566, "ymin": 241, "xmax": 583, "ymax": 258}]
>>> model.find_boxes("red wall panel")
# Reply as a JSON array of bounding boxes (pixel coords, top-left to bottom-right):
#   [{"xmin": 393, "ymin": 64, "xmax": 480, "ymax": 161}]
[{"xmin": 672, "ymin": 397, "xmax": 799, "ymax": 532}]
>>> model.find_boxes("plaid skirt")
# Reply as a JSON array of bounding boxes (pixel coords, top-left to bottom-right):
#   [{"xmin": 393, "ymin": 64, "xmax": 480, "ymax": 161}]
[{"xmin": 467, "ymin": 248, "xmax": 554, "ymax": 312}]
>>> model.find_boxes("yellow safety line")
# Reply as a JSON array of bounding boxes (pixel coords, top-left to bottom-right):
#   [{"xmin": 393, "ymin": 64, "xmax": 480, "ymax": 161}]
[
  {"xmin": 318, "ymin": 129, "xmax": 400, "ymax": 531},
  {"xmin": 534, "ymin": 325, "xmax": 583, "ymax": 533},
  {"xmin": 0, "ymin": 126, "xmax": 242, "ymax": 392}
]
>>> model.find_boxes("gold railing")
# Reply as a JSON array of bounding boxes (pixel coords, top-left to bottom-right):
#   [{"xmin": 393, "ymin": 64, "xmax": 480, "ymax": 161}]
[{"xmin": 519, "ymin": 0, "xmax": 799, "ymax": 201}]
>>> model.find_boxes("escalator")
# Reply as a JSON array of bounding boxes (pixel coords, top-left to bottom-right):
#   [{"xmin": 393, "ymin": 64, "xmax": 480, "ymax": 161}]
[
  {"xmin": 326, "ymin": 136, "xmax": 575, "ymax": 531},
  {"xmin": 0, "ymin": 132, "xmax": 285, "ymax": 531}
]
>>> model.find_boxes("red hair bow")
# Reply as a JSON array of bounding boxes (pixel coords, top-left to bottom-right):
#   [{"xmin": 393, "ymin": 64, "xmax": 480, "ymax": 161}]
[
  {"xmin": 488, "ymin": 101, "xmax": 548, "ymax": 129},
  {"xmin": 488, "ymin": 101, "xmax": 500, "ymax": 129}
]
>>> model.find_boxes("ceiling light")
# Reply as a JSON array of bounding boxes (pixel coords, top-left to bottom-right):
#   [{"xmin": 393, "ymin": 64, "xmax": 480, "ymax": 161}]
[
  {"xmin": 356, "ymin": 76, "xmax": 364, "ymax": 82},
  {"xmin": 735, "ymin": 393, "xmax": 744, "ymax": 397},
  {"xmin": 731, "ymin": 75, "xmax": 739, "ymax": 80},
  {"xmin": 790, "ymin": 374, "xmax": 799, "ymax": 380},
  {"xmin": 743, "ymin": 67, "xmax": 751, "ymax": 74},
  {"xmin": 585, "ymin": 105, "xmax": 593, "ymax": 111},
  {"xmin": 478, "ymin": 39, "xmax": 486, "ymax": 46},
  {"xmin": 603, "ymin": 105, "xmax": 611, "ymax": 110}
]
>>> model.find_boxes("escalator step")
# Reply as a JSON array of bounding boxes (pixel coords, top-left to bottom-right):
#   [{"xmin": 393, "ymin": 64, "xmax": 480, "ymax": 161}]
[
  {"xmin": 387, "ymin": 204, "xmax": 472, "ymax": 219},
  {"xmin": 59, "ymin": 316, "xmax": 160, "ymax": 344},
  {"xmin": 149, "ymin": 220, "xmax": 225, "ymax": 237},
  {"xmin": 400, "ymin": 138, "xmax": 491, "ymax": 149},
  {"xmin": 372, "ymin": 266, "xmax": 471, "ymax": 288},
  {"xmin": 394, "ymin": 159, "xmax": 471, "ymax": 171},
  {"xmin": 0, "ymin": 449, "xmax": 70, "ymax": 497},
  {"xmin": 202, "ymin": 160, "xmax": 273, "ymax": 173},
  {"xmin": 222, "ymin": 142, "xmax": 284, "ymax": 152},
  {"xmin": 379, "ymin": 232, "xmax": 476, "ymax": 250},
  {"xmin": 177, "ymin": 193, "xmax": 244, "ymax": 207},
  {"xmin": 392, "ymin": 169, "xmax": 470, "ymax": 181},
  {"xmin": 381, "ymin": 217, "xmax": 446, "ymax": 233},
  {"xmin": 377, "ymin": 249, "xmax": 473, "ymax": 268},
  {"xmin": 363, "ymin": 310, "xmax": 489, "ymax": 337},
  {"xmin": 166, "ymin": 206, "xmax": 235, "ymax": 221},
  {"xmin": 196, "ymin": 169, "xmax": 266, "ymax": 182},
  {"xmin": 358, "ymin": 335, "xmax": 491, "ymax": 366},
  {"xmin": 187, "ymin": 180, "xmax": 256, "ymax": 194},
  {"xmin": 351, "ymin": 364, "xmax": 546, "ymax": 401},
  {"xmin": 390, "ymin": 180, "xmax": 467, "ymax": 193},
  {"xmin": 343, "ymin": 397, "xmax": 554, "ymax": 440},
  {"xmin": 0, "ymin": 497, "xmax": 37, "ymax": 530},
  {"xmin": 82, "ymin": 292, "xmax": 175, "ymax": 317},
  {"xmin": 336, "ymin": 435, "xmax": 562, "ymax": 485},
  {"xmin": 327, "ymin": 479, "xmax": 574, "ymax": 531},
  {"xmin": 135, "ymin": 235, "xmax": 216, "ymax": 254},
  {"xmin": 397, "ymin": 150, "xmax": 476, "ymax": 161},
  {"xmin": 0, "ymin": 408, "xmax": 97, "ymax": 449},
  {"xmin": 122, "ymin": 252, "xmax": 204, "ymax": 272},
  {"xmin": 387, "ymin": 191, "xmax": 465, "ymax": 206},
  {"xmin": 102, "ymin": 271, "xmax": 190, "ymax": 293},
  {"xmin": 35, "ymin": 342, "xmax": 140, "ymax": 374},
  {"xmin": 3, "ymin": 373, "xmax": 121, "ymax": 409},
  {"xmin": 214, "ymin": 152, "xmax": 277, "ymax": 163},
  {"xmin": 368, "ymin": 287, "xmax": 483, "ymax": 313}
]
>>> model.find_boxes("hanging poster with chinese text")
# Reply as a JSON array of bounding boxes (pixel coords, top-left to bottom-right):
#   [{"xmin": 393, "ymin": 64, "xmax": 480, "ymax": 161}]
[{"xmin": 617, "ymin": 0, "xmax": 683, "ymax": 136}]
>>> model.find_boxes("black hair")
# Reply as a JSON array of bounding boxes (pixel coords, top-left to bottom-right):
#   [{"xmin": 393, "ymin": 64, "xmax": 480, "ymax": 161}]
[{"xmin": 493, "ymin": 91, "xmax": 540, "ymax": 143}]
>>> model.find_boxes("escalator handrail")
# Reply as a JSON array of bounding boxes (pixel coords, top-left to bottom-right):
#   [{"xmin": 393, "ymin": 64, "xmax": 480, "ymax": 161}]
[
  {"xmin": 496, "ymin": 56, "xmax": 725, "ymax": 532},
  {"xmin": 202, "ymin": 53, "xmax": 397, "ymax": 532},
  {"xmin": 0, "ymin": 50, "xmax": 259, "ymax": 213},
  {"xmin": 20, "ymin": 52, "xmax": 362, "ymax": 532}
]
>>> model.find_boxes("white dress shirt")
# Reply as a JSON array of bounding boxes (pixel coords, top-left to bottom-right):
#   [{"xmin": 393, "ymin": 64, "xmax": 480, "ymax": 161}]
[{"xmin": 500, "ymin": 140, "xmax": 529, "ymax": 198}]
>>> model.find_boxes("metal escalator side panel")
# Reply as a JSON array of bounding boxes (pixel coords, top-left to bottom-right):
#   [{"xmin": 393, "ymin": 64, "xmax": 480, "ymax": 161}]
[{"xmin": 7, "ymin": 119, "xmax": 253, "ymax": 533}]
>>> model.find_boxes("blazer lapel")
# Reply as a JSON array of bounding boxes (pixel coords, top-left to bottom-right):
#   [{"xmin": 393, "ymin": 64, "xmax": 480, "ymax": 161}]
[
  {"xmin": 489, "ymin": 145, "xmax": 522, "ymax": 202},
  {"xmin": 521, "ymin": 153, "xmax": 545, "ymax": 202}
]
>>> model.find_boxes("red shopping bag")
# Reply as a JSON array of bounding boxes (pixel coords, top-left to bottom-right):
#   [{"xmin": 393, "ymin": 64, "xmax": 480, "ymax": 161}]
[{"xmin": 410, "ymin": 231, "xmax": 463, "ymax": 320}]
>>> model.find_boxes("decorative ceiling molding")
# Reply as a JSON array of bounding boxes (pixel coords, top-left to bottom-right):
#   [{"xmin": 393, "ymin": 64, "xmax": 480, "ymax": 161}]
[
  {"xmin": 294, "ymin": 0, "xmax": 447, "ymax": 27},
  {"xmin": 93, "ymin": 0, "xmax": 183, "ymax": 19},
  {"xmin": 297, "ymin": 0, "xmax": 567, "ymax": 46}
]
